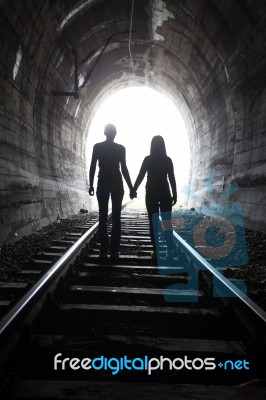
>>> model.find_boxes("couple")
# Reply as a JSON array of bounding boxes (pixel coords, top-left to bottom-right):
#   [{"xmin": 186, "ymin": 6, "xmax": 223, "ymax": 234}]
[{"xmin": 89, "ymin": 123, "xmax": 177, "ymax": 259}]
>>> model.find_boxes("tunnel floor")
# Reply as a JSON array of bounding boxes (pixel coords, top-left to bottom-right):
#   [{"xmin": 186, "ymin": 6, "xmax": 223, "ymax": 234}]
[{"xmin": 0, "ymin": 207, "xmax": 265, "ymax": 313}]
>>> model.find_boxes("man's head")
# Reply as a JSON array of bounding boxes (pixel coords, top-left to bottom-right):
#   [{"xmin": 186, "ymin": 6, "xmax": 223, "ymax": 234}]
[{"xmin": 104, "ymin": 123, "xmax": 117, "ymax": 140}]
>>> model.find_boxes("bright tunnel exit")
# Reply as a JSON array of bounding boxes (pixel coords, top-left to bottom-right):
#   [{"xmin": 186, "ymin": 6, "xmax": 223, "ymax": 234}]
[{"xmin": 86, "ymin": 87, "xmax": 190, "ymax": 207}]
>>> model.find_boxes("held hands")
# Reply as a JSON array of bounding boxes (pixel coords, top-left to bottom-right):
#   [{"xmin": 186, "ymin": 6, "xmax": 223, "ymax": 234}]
[
  {"xmin": 89, "ymin": 186, "xmax": 94, "ymax": 196},
  {"xmin": 130, "ymin": 189, "xmax": 137, "ymax": 199}
]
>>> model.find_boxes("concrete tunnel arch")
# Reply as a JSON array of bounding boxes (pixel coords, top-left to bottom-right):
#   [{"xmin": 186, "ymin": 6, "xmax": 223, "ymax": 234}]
[{"xmin": 1, "ymin": 0, "xmax": 266, "ymax": 244}]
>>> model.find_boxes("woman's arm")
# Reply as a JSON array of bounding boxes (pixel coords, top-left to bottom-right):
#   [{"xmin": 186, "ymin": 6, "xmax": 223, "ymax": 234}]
[
  {"xmin": 133, "ymin": 157, "xmax": 148, "ymax": 191},
  {"xmin": 168, "ymin": 158, "xmax": 177, "ymax": 204}
]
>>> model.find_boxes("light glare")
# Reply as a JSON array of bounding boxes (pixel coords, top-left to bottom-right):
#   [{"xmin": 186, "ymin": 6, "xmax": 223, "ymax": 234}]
[{"xmin": 86, "ymin": 87, "xmax": 190, "ymax": 204}]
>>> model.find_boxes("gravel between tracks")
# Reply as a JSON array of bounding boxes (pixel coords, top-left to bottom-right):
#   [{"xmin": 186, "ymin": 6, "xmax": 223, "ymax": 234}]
[
  {"xmin": 0, "ymin": 209, "xmax": 265, "ymax": 310},
  {"xmin": 0, "ymin": 212, "xmax": 98, "ymax": 282}
]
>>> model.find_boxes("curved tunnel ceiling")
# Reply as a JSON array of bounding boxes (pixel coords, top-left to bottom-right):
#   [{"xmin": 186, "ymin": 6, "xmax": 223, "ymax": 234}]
[
  {"xmin": 50, "ymin": 0, "xmax": 232, "ymax": 135},
  {"xmin": 1, "ymin": 0, "xmax": 266, "ymax": 242}
]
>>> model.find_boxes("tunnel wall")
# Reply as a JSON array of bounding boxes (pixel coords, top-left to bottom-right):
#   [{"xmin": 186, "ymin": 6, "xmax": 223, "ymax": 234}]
[
  {"xmin": 0, "ymin": 2, "xmax": 91, "ymax": 244},
  {"xmin": 183, "ymin": 4, "xmax": 266, "ymax": 232}
]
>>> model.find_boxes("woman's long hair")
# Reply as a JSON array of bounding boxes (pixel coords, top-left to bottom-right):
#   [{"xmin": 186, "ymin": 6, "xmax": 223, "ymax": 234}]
[{"xmin": 150, "ymin": 135, "xmax": 167, "ymax": 157}]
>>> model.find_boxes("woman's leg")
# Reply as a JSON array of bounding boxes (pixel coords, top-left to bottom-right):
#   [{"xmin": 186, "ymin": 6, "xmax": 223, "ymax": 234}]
[
  {"xmin": 145, "ymin": 192, "xmax": 159, "ymax": 251},
  {"xmin": 160, "ymin": 195, "xmax": 175, "ymax": 253}
]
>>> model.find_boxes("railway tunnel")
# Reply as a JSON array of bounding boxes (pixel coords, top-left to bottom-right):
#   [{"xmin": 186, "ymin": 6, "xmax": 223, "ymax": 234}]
[{"xmin": 1, "ymin": 0, "xmax": 266, "ymax": 245}]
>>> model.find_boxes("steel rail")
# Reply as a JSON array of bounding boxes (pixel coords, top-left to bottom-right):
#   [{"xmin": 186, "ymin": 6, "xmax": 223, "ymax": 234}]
[
  {"xmin": 0, "ymin": 200, "xmax": 132, "ymax": 365},
  {"xmin": 0, "ymin": 218, "xmax": 101, "ymax": 366},
  {"xmin": 0, "ymin": 221, "xmax": 98, "ymax": 336},
  {"xmin": 172, "ymin": 229, "xmax": 266, "ymax": 324},
  {"xmin": 1, "ymin": 205, "xmax": 265, "ymax": 367}
]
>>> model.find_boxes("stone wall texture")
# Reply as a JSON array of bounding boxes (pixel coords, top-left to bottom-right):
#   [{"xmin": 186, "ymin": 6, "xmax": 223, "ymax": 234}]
[{"xmin": 0, "ymin": 0, "xmax": 266, "ymax": 243}]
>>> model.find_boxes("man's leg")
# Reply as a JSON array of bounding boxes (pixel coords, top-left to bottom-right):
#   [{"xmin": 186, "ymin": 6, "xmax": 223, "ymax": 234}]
[
  {"xmin": 110, "ymin": 187, "xmax": 124, "ymax": 253},
  {"xmin": 96, "ymin": 187, "xmax": 110, "ymax": 254}
]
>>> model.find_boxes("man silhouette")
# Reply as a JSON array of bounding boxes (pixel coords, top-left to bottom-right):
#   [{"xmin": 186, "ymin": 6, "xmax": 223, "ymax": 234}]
[{"xmin": 89, "ymin": 123, "xmax": 135, "ymax": 258}]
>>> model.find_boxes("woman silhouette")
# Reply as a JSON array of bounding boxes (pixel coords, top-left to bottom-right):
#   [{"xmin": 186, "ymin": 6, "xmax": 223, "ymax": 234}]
[{"xmin": 132, "ymin": 135, "xmax": 177, "ymax": 258}]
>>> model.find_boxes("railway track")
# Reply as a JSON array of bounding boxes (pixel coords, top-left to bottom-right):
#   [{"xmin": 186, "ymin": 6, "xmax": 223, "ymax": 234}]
[
  {"xmin": 0, "ymin": 214, "xmax": 99, "ymax": 319},
  {"xmin": 0, "ymin": 205, "xmax": 266, "ymax": 399}
]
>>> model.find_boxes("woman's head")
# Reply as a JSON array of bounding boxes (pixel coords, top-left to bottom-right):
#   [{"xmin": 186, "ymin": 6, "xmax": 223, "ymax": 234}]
[{"xmin": 150, "ymin": 135, "xmax": 167, "ymax": 156}]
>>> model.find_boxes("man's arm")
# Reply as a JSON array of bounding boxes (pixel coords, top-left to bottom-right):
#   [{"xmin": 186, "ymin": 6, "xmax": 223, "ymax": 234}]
[
  {"xmin": 120, "ymin": 147, "xmax": 133, "ymax": 190},
  {"xmin": 89, "ymin": 145, "xmax": 98, "ymax": 195}
]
